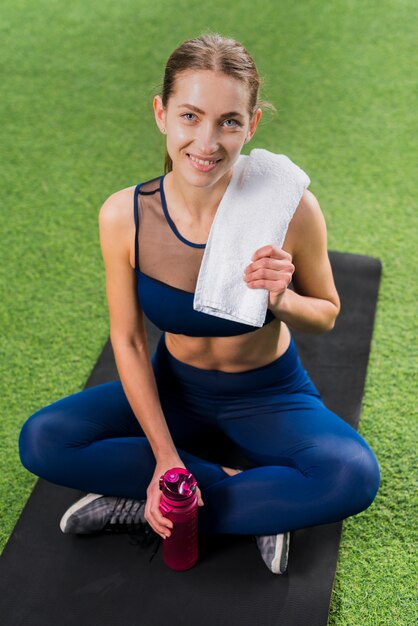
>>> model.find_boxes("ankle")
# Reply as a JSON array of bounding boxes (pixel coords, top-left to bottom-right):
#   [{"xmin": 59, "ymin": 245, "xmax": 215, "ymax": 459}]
[{"xmin": 221, "ymin": 466, "xmax": 243, "ymax": 477}]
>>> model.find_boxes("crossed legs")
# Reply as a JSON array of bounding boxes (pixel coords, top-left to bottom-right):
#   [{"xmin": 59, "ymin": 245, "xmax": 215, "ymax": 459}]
[{"xmin": 19, "ymin": 378, "xmax": 380, "ymax": 536}]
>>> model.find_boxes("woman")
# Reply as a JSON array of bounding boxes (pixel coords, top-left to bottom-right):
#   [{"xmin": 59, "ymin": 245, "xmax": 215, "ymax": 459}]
[{"xmin": 19, "ymin": 33, "xmax": 380, "ymax": 575}]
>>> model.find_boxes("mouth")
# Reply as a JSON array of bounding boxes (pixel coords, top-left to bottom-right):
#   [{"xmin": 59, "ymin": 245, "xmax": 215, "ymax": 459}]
[{"xmin": 187, "ymin": 153, "xmax": 223, "ymax": 172}]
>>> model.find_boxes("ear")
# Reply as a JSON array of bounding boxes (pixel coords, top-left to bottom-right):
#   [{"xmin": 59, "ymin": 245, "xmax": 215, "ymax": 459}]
[
  {"xmin": 246, "ymin": 108, "xmax": 262, "ymax": 142},
  {"xmin": 153, "ymin": 95, "xmax": 166, "ymax": 133}
]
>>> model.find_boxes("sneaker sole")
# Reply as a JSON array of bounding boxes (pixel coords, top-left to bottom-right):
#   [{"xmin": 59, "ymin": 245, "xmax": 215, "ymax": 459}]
[{"xmin": 59, "ymin": 493, "xmax": 104, "ymax": 533}]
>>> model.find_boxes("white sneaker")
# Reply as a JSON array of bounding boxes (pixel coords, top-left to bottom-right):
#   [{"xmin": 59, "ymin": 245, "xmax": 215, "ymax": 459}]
[{"xmin": 255, "ymin": 531, "xmax": 290, "ymax": 574}]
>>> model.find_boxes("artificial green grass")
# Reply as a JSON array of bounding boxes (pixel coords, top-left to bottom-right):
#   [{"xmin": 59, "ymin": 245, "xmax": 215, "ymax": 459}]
[{"xmin": 1, "ymin": 0, "xmax": 417, "ymax": 624}]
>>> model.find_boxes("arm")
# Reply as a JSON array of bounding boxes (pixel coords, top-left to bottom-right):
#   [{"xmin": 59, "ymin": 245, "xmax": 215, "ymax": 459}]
[
  {"xmin": 273, "ymin": 189, "xmax": 341, "ymax": 333},
  {"xmin": 99, "ymin": 191, "xmax": 204, "ymax": 541},
  {"xmin": 98, "ymin": 190, "xmax": 178, "ymax": 462},
  {"xmin": 245, "ymin": 189, "xmax": 340, "ymax": 333}
]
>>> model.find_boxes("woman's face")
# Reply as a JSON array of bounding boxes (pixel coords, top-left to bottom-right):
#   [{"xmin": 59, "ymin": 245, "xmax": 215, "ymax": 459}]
[{"xmin": 154, "ymin": 70, "xmax": 262, "ymax": 187}]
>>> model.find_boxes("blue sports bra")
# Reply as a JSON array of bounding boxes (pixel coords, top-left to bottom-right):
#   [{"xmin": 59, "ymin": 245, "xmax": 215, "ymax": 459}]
[{"xmin": 133, "ymin": 175, "xmax": 276, "ymax": 337}]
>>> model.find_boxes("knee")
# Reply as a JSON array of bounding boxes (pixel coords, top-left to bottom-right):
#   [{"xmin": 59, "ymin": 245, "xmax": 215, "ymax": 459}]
[
  {"xmin": 337, "ymin": 438, "xmax": 380, "ymax": 514},
  {"xmin": 358, "ymin": 443, "xmax": 381, "ymax": 509},
  {"xmin": 19, "ymin": 408, "xmax": 61, "ymax": 476}
]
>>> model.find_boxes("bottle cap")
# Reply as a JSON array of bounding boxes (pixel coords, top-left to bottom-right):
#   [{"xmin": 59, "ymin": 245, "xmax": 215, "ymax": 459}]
[{"xmin": 160, "ymin": 467, "xmax": 197, "ymax": 501}]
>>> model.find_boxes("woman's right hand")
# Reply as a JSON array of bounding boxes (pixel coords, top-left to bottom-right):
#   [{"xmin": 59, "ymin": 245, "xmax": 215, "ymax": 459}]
[{"xmin": 144, "ymin": 456, "xmax": 187, "ymax": 540}]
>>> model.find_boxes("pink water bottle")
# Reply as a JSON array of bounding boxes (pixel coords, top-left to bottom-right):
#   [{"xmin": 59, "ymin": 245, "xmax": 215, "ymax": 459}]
[{"xmin": 158, "ymin": 467, "xmax": 199, "ymax": 571}]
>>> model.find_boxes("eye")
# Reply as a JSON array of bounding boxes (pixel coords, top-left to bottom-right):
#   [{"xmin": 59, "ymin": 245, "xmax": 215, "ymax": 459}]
[
  {"xmin": 181, "ymin": 113, "xmax": 196, "ymax": 121},
  {"xmin": 223, "ymin": 119, "xmax": 241, "ymax": 128}
]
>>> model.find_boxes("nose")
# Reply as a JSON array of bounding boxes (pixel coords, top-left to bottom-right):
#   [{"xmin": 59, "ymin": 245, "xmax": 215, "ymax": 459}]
[{"xmin": 195, "ymin": 122, "xmax": 220, "ymax": 155}]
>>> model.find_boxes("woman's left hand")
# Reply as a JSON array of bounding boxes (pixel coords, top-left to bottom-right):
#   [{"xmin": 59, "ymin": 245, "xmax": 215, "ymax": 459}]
[{"xmin": 243, "ymin": 245, "xmax": 295, "ymax": 310}]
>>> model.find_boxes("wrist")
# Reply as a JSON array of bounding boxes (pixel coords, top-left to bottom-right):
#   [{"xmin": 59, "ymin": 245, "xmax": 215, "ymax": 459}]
[
  {"xmin": 155, "ymin": 449, "xmax": 182, "ymax": 465},
  {"xmin": 269, "ymin": 287, "xmax": 291, "ymax": 317}
]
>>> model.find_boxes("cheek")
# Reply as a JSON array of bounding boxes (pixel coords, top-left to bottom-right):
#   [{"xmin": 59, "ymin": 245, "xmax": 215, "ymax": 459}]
[
  {"xmin": 169, "ymin": 125, "xmax": 192, "ymax": 145},
  {"xmin": 229, "ymin": 132, "xmax": 247, "ymax": 149},
  {"xmin": 167, "ymin": 125, "xmax": 245, "ymax": 154}
]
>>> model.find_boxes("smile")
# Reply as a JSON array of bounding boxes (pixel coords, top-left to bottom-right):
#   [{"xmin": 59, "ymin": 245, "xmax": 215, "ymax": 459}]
[{"xmin": 187, "ymin": 154, "xmax": 222, "ymax": 171}]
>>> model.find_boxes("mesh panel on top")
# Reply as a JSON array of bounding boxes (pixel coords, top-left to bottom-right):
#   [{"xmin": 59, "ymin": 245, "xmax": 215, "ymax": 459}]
[{"xmin": 136, "ymin": 175, "xmax": 207, "ymax": 294}]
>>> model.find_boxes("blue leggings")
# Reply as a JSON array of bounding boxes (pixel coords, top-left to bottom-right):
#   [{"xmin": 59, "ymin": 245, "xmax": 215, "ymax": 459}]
[{"xmin": 19, "ymin": 333, "xmax": 380, "ymax": 536}]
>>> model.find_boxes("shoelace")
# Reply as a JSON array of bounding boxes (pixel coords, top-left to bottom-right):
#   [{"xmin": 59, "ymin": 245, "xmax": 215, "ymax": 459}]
[
  {"xmin": 108, "ymin": 497, "xmax": 144, "ymax": 526},
  {"xmin": 128, "ymin": 529, "xmax": 162, "ymax": 563},
  {"xmin": 104, "ymin": 497, "xmax": 162, "ymax": 562}
]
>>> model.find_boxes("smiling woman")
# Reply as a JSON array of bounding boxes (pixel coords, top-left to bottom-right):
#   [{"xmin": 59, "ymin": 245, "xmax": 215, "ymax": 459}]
[
  {"xmin": 154, "ymin": 70, "xmax": 262, "ymax": 184},
  {"xmin": 156, "ymin": 34, "xmax": 276, "ymax": 177},
  {"xmin": 18, "ymin": 32, "xmax": 380, "ymax": 576}
]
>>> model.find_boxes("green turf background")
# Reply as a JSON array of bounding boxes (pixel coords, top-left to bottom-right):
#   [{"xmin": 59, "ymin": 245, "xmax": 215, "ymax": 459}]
[{"xmin": 1, "ymin": 0, "xmax": 417, "ymax": 624}]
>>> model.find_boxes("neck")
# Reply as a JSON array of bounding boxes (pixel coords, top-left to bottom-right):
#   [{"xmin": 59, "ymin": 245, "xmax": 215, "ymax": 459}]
[{"xmin": 167, "ymin": 166, "xmax": 234, "ymax": 222}]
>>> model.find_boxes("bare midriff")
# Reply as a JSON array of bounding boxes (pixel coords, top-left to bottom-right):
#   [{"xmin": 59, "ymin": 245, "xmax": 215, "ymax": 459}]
[{"xmin": 164, "ymin": 319, "xmax": 290, "ymax": 373}]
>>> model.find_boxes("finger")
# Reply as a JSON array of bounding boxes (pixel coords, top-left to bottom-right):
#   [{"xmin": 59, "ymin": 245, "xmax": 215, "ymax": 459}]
[
  {"xmin": 146, "ymin": 501, "xmax": 174, "ymax": 538},
  {"xmin": 151, "ymin": 513, "xmax": 173, "ymax": 539},
  {"xmin": 246, "ymin": 267, "xmax": 293, "ymax": 285},
  {"xmin": 159, "ymin": 516, "xmax": 173, "ymax": 539},
  {"xmin": 251, "ymin": 245, "xmax": 291, "ymax": 262},
  {"xmin": 247, "ymin": 278, "xmax": 289, "ymax": 292},
  {"xmin": 155, "ymin": 507, "xmax": 174, "ymax": 532},
  {"xmin": 246, "ymin": 258, "xmax": 294, "ymax": 277}
]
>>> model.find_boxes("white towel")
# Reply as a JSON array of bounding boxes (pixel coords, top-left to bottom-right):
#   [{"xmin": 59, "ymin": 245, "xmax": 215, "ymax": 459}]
[{"xmin": 193, "ymin": 148, "xmax": 311, "ymax": 327}]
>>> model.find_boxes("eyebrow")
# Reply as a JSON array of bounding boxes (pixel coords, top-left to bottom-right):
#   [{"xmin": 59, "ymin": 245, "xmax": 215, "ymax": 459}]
[{"xmin": 177, "ymin": 103, "xmax": 245, "ymax": 118}]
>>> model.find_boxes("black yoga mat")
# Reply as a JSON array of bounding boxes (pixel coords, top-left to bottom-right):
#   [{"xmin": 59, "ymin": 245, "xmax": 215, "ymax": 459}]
[{"xmin": 0, "ymin": 250, "xmax": 382, "ymax": 626}]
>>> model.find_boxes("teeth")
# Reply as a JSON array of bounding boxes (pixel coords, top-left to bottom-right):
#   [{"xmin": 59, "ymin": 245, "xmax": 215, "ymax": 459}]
[{"xmin": 189, "ymin": 155, "xmax": 218, "ymax": 166}]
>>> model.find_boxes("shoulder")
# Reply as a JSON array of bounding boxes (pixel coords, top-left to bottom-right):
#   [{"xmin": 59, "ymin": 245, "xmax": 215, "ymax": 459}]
[
  {"xmin": 285, "ymin": 188, "xmax": 328, "ymax": 260},
  {"xmin": 98, "ymin": 185, "xmax": 137, "ymax": 230},
  {"xmin": 98, "ymin": 185, "xmax": 138, "ymax": 266},
  {"xmin": 288, "ymin": 188, "xmax": 326, "ymax": 239},
  {"xmin": 292, "ymin": 188, "xmax": 323, "ymax": 224}
]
